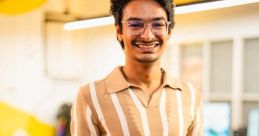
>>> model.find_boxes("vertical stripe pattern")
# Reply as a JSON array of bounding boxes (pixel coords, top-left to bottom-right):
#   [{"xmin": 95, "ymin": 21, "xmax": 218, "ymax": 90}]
[
  {"xmin": 176, "ymin": 91, "xmax": 184, "ymax": 136},
  {"xmin": 110, "ymin": 93, "xmax": 130, "ymax": 136},
  {"xmin": 187, "ymin": 82, "xmax": 196, "ymax": 119},
  {"xmin": 71, "ymin": 68, "xmax": 203, "ymax": 136},
  {"xmin": 159, "ymin": 89, "xmax": 168, "ymax": 136},
  {"xmin": 89, "ymin": 82, "xmax": 111, "ymax": 136},
  {"xmin": 86, "ymin": 106, "xmax": 97, "ymax": 136},
  {"xmin": 192, "ymin": 106, "xmax": 201, "ymax": 136},
  {"xmin": 128, "ymin": 88, "xmax": 150, "ymax": 136}
]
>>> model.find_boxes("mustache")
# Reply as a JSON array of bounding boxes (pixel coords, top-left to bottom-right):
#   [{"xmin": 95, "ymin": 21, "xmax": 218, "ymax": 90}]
[{"xmin": 131, "ymin": 39, "xmax": 163, "ymax": 46}]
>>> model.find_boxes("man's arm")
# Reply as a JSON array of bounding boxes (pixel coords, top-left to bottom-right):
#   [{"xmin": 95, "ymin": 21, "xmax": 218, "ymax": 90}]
[{"xmin": 70, "ymin": 87, "xmax": 100, "ymax": 136}]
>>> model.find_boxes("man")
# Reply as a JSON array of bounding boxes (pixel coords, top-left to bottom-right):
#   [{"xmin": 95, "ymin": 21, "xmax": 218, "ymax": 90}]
[{"xmin": 71, "ymin": 0, "xmax": 203, "ymax": 135}]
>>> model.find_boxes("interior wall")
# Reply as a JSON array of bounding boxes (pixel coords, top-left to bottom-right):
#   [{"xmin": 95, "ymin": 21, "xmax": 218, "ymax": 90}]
[
  {"xmin": 173, "ymin": 4, "xmax": 259, "ymax": 42},
  {"xmin": 76, "ymin": 25, "xmax": 125, "ymax": 82},
  {"xmin": 0, "ymin": 8, "xmax": 45, "ymax": 114}
]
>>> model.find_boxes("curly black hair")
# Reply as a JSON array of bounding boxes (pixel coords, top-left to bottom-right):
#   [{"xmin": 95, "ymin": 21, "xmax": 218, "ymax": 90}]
[{"xmin": 110, "ymin": 0, "xmax": 175, "ymax": 49}]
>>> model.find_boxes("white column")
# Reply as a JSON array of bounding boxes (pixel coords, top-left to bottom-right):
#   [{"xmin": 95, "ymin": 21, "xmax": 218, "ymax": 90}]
[
  {"xmin": 231, "ymin": 37, "xmax": 244, "ymax": 131},
  {"xmin": 202, "ymin": 40, "xmax": 210, "ymax": 102}
]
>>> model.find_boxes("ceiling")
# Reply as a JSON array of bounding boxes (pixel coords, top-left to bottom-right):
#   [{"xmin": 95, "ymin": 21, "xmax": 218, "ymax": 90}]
[
  {"xmin": 0, "ymin": 0, "xmax": 46, "ymax": 14},
  {"xmin": 43, "ymin": 0, "xmax": 213, "ymax": 22},
  {"xmin": 0, "ymin": 0, "xmax": 211, "ymax": 19},
  {"xmin": 64, "ymin": 0, "xmax": 210, "ymax": 19},
  {"xmin": 175, "ymin": 0, "xmax": 205, "ymax": 6}
]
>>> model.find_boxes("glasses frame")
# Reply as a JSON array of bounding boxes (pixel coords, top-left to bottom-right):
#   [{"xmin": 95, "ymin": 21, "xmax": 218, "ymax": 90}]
[{"xmin": 121, "ymin": 19, "xmax": 171, "ymax": 35}]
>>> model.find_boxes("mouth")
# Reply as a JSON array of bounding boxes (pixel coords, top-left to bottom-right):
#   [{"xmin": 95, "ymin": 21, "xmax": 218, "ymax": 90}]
[
  {"xmin": 136, "ymin": 41, "xmax": 159, "ymax": 47},
  {"xmin": 133, "ymin": 41, "xmax": 161, "ymax": 50}
]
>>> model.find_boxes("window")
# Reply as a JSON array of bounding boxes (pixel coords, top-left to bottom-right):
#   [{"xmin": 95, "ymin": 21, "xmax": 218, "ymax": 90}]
[
  {"xmin": 180, "ymin": 43, "xmax": 203, "ymax": 89},
  {"xmin": 243, "ymin": 38, "xmax": 259, "ymax": 93},
  {"xmin": 210, "ymin": 41, "xmax": 233, "ymax": 94},
  {"xmin": 203, "ymin": 102, "xmax": 231, "ymax": 136},
  {"xmin": 242, "ymin": 101, "xmax": 259, "ymax": 126}
]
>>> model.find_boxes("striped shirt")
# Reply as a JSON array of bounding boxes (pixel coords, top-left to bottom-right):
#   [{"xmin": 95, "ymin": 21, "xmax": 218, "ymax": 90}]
[{"xmin": 71, "ymin": 66, "xmax": 203, "ymax": 136}]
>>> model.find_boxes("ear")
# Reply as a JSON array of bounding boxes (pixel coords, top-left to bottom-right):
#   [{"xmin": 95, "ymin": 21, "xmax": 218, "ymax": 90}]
[
  {"xmin": 167, "ymin": 32, "xmax": 172, "ymax": 41},
  {"xmin": 116, "ymin": 25, "xmax": 123, "ymax": 41}
]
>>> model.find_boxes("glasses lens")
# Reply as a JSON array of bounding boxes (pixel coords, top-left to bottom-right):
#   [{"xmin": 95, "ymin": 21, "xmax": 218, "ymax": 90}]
[
  {"xmin": 151, "ymin": 20, "xmax": 167, "ymax": 35},
  {"xmin": 127, "ymin": 20, "xmax": 144, "ymax": 34},
  {"xmin": 125, "ymin": 20, "xmax": 169, "ymax": 35}
]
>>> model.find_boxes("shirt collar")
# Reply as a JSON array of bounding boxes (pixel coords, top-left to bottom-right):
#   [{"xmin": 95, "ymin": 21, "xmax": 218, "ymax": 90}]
[
  {"xmin": 162, "ymin": 69, "xmax": 183, "ymax": 91},
  {"xmin": 105, "ymin": 66, "xmax": 130, "ymax": 93},
  {"xmin": 105, "ymin": 66, "xmax": 182, "ymax": 94}
]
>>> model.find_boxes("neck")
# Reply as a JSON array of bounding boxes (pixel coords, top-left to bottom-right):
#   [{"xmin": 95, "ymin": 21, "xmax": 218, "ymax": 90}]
[{"xmin": 122, "ymin": 61, "xmax": 163, "ymax": 95}]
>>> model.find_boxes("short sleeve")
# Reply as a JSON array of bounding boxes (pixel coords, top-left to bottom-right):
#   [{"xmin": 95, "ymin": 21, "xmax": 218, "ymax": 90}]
[{"xmin": 70, "ymin": 86, "xmax": 100, "ymax": 136}]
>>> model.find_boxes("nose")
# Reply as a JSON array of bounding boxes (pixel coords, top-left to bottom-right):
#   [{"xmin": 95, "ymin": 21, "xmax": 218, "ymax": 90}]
[{"xmin": 140, "ymin": 25, "xmax": 155, "ymax": 41}]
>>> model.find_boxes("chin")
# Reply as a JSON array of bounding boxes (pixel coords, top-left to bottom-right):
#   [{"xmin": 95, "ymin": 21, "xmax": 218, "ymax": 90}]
[{"xmin": 136, "ymin": 57, "xmax": 160, "ymax": 64}]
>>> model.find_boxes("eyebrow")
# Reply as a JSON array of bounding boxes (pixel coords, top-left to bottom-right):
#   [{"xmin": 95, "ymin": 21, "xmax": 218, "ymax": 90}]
[
  {"xmin": 152, "ymin": 17, "xmax": 167, "ymax": 21},
  {"xmin": 126, "ymin": 17, "xmax": 167, "ymax": 21}
]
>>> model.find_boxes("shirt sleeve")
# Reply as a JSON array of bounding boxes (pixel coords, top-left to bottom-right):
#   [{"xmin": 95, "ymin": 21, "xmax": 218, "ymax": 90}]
[
  {"xmin": 187, "ymin": 87, "xmax": 204, "ymax": 136},
  {"xmin": 70, "ymin": 87, "xmax": 100, "ymax": 136}
]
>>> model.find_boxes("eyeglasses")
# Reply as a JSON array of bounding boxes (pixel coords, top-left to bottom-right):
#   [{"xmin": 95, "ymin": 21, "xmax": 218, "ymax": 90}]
[{"xmin": 121, "ymin": 20, "xmax": 171, "ymax": 35}]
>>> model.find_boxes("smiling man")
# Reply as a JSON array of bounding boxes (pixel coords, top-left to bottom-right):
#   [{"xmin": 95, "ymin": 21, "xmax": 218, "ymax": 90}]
[{"xmin": 71, "ymin": 0, "xmax": 203, "ymax": 136}]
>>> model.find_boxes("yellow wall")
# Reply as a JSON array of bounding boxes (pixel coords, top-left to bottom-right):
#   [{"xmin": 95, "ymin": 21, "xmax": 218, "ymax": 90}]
[
  {"xmin": 0, "ymin": 0, "xmax": 46, "ymax": 14},
  {"xmin": 0, "ymin": 102, "xmax": 55, "ymax": 136},
  {"xmin": 175, "ymin": 0, "xmax": 202, "ymax": 5}
]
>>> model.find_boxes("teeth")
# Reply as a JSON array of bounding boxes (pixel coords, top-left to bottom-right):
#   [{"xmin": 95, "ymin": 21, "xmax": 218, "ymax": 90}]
[
  {"xmin": 135, "ymin": 42, "xmax": 160, "ymax": 48},
  {"xmin": 139, "ymin": 45, "xmax": 156, "ymax": 48},
  {"xmin": 136, "ymin": 41, "xmax": 159, "ymax": 45}
]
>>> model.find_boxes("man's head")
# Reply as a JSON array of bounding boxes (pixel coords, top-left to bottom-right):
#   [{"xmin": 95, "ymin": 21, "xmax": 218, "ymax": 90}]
[
  {"xmin": 110, "ymin": 0, "xmax": 175, "ymax": 49},
  {"xmin": 110, "ymin": 0, "xmax": 175, "ymax": 64}
]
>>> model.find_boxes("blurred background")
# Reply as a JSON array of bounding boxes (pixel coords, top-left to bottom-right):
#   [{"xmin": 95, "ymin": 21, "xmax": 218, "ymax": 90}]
[{"xmin": 0, "ymin": 0, "xmax": 259, "ymax": 136}]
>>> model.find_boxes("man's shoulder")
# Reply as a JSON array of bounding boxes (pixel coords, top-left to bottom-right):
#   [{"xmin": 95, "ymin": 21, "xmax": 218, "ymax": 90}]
[
  {"xmin": 79, "ymin": 78, "xmax": 107, "ymax": 95},
  {"xmin": 178, "ymin": 80, "xmax": 202, "ymax": 99},
  {"xmin": 79, "ymin": 66, "xmax": 122, "ymax": 96},
  {"xmin": 166, "ymin": 75, "xmax": 201, "ymax": 97}
]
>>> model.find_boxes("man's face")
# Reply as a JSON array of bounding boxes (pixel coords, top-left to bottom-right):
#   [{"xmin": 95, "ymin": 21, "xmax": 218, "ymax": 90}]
[{"xmin": 117, "ymin": 0, "xmax": 171, "ymax": 64}]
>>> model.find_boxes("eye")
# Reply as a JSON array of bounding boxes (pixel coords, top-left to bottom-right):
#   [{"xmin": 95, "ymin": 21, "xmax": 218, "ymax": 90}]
[
  {"xmin": 152, "ymin": 21, "xmax": 166, "ymax": 28},
  {"xmin": 128, "ymin": 21, "xmax": 144, "ymax": 28}
]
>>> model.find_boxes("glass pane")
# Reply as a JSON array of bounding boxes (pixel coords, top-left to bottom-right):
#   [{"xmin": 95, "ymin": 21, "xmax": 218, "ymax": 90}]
[
  {"xmin": 203, "ymin": 102, "xmax": 231, "ymax": 136},
  {"xmin": 180, "ymin": 43, "xmax": 203, "ymax": 89},
  {"xmin": 210, "ymin": 41, "xmax": 233, "ymax": 93},
  {"xmin": 243, "ymin": 102, "xmax": 259, "ymax": 126},
  {"xmin": 247, "ymin": 108, "xmax": 259, "ymax": 136},
  {"xmin": 244, "ymin": 38, "xmax": 259, "ymax": 93}
]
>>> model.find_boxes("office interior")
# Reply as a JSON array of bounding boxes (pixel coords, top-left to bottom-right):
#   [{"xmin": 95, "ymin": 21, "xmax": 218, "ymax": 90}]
[{"xmin": 0, "ymin": 0, "xmax": 259, "ymax": 136}]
